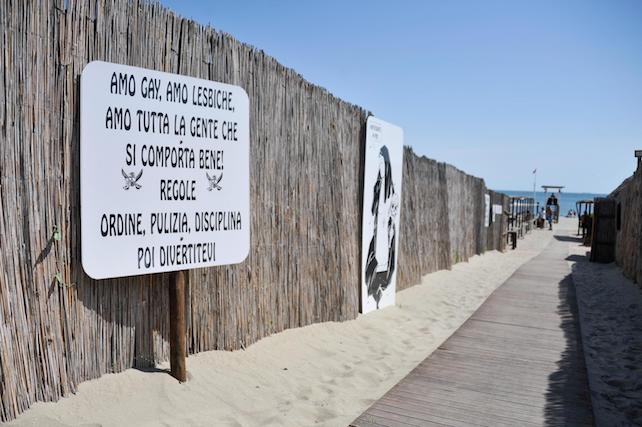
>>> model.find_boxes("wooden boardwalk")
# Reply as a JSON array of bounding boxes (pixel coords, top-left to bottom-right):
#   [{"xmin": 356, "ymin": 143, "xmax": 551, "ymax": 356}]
[{"xmin": 351, "ymin": 235, "xmax": 594, "ymax": 427}]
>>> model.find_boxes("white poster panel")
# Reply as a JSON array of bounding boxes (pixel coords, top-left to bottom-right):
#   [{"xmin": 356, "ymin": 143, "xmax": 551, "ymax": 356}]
[
  {"xmin": 361, "ymin": 117, "xmax": 404, "ymax": 313},
  {"xmin": 484, "ymin": 194, "xmax": 491, "ymax": 227},
  {"xmin": 81, "ymin": 61, "xmax": 250, "ymax": 279},
  {"xmin": 493, "ymin": 204, "xmax": 503, "ymax": 216}
]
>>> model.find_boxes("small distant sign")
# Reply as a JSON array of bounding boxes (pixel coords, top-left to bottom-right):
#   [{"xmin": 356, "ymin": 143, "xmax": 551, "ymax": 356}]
[
  {"xmin": 493, "ymin": 204, "xmax": 503, "ymax": 216},
  {"xmin": 484, "ymin": 194, "xmax": 491, "ymax": 227},
  {"xmin": 80, "ymin": 61, "xmax": 250, "ymax": 279}
]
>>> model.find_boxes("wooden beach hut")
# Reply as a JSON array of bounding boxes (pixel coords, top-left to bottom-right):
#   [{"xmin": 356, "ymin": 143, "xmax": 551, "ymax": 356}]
[
  {"xmin": 576, "ymin": 199, "xmax": 594, "ymax": 238},
  {"xmin": 508, "ymin": 196, "xmax": 534, "ymax": 244},
  {"xmin": 590, "ymin": 198, "xmax": 616, "ymax": 262}
]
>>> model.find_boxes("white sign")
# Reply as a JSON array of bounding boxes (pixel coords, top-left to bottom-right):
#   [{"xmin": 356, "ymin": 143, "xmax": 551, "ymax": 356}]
[
  {"xmin": 81, "ymin": 61, "xmax": 250, "ymax": 279},
  {"xmin": 484, "ymin": 194, "xmax": 491, "ymax": 227},
  {"xmin": 493, "ymin": 204, "xmax": 503, "ymax": 216},
  {"xmin": 361, "ymin": 117, "xmax": 404, "ymax": 313}
]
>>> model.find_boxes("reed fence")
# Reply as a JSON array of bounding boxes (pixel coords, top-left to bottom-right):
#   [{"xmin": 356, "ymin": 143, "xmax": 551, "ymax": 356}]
[
  {"xmin": 609, "ymin": 168, "xmax": 642, "ymax": 283},
  {"xmin": 0, "ymin": 0, "xmax": 507, "ymax": 421}
]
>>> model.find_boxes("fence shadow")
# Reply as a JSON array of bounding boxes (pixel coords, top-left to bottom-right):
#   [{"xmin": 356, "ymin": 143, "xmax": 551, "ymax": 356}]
[
  {"xmin": 554, "ymin": 235, "xmax": 583, "ymax": 244},
  {"xmin": 566, "ymin": 254, "xmax": 588, "ymax": 263},
  {"xmin": 68, "ymin": 75, "xmax": 171, "ymax": 374},
  {"xmin": 544, "ymin": 272, "xmax": 594, "ymax": 426}
]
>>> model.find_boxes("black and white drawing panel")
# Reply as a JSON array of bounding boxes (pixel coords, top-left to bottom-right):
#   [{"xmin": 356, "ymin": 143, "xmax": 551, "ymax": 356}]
[{"xmin": 361, "ymin": 116, "xmax": 404, "ymax": 313}]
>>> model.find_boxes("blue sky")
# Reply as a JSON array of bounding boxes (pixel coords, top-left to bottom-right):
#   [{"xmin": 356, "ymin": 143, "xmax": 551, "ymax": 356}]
[{"xmin": 161, "ymin": 0, "xmax": 642, "ymax": 194}]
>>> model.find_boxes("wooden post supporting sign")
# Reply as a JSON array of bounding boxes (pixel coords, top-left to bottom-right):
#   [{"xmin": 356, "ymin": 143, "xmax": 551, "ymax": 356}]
[{"xmin": 169, "ymin": 270, "xmax": 187, "ymax": 382}]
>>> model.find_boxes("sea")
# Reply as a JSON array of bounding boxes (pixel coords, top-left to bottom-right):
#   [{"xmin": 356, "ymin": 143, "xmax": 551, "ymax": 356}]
[{"xmin": 496, "ymin": 190, "xmax": 607, "ymax": 216}]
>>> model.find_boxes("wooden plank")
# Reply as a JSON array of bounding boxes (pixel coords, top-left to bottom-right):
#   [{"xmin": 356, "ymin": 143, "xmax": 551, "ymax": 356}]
[
  {"xmin": 385, "ymin": 382, "xmax": 546, "ymax": 413},
  {"xmin": 366, "ymin": 406, "xmax": 462, "ymax": 427},
  {"xmin": 378, "ymin": 395, "xmax": 542, "ymax": 427}
]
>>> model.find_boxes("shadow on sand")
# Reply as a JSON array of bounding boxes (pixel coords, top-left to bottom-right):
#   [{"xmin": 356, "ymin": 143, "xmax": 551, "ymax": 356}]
[
  {"xmin": 543, "ymin": 270, "xmax": 594, "ymax": 426},
  {"xmin": 134, "ymin": 366, "xmax": 171, "ymax": 375},
  {"xmin": 554, "ymin": 234, "xmax": 584, "ymax": 244}
]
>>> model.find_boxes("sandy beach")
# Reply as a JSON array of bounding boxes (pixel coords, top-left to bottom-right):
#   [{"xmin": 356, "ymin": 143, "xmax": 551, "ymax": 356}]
[
  {"xmin": 569, "ymin": 233, "xmax": 642, "ymax": 426},
  {"xmin": 8, "ymin": 225, "xmax": 557, "ymax": 427}
]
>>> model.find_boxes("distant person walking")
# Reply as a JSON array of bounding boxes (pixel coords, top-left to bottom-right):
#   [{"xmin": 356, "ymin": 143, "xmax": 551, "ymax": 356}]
[
  {"xmin": 537, "ymin": 207, "xmax": 546, "ymax": 228},
  {"xmin": 546, "ymin": 206, "xmax": 553, "ymax": 230}
]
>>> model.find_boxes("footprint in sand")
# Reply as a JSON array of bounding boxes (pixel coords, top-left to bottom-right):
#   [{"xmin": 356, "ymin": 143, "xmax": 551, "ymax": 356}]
[
  {"xmin": 314, "ymin": 407, "xmax": 335, "ymax": 424},
  {"xmin": 313, "ymin": 347, "xmax": 336, "ymax": 358},
  {"xmin": 360, "ymin": 398, "xmax": 375, "ymax": 406},
  {"xmin": 401, "ymin": 338, "xmax": 413, "ymax": 347},
  {"xmin": 321, "ymin": 376, "xmax": 338, "ymax": 386},
  {"xmin": 296, "ymin": 386, "xmax": 312, "ymax": 401},
  {"xmin": 217, "ymin": 416, "xmax": 245, "ymax": 427},
  {"xmin": 341, "ymin": 368, "xmax": 355, "ymax": 379},
  {"xmin": 355, "ymin": 371, "xmax": 380, "ymax": 387},
  {"xmin": 277, "ymin": 399, "xmax": 292, "ymax": 414}
]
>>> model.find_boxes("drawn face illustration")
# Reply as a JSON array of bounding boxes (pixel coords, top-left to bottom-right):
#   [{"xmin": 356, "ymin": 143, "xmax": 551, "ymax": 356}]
[{"xmin": 361, "ymin": 119, "xmax": 403, "ymax": 313}]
